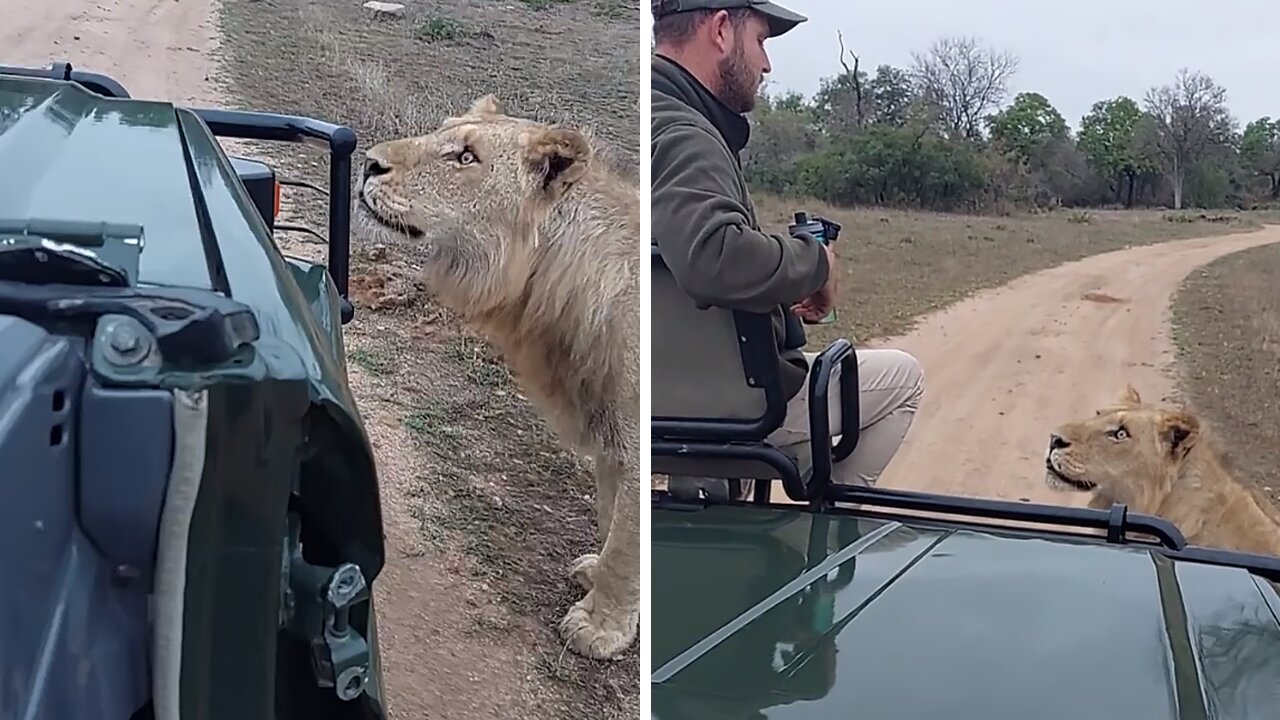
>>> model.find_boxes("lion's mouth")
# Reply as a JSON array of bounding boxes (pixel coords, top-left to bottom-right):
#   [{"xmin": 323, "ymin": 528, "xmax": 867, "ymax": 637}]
[
  {"xmin": 358, "ymin": 192, "xmax": 424, "ymax": 239},
  {"xmin": 1044, "ymin": 459, "xmax": 1097, "ymax": 492}
]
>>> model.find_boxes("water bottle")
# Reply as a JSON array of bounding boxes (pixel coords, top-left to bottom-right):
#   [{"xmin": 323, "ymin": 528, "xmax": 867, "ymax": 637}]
[{"xmin": 787, "ymin": 211, "xmax": 840, "ymax": 325}]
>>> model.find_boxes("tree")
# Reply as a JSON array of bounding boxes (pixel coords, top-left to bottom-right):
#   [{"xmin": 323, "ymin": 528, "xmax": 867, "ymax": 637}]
[
  {"xmin": 743, "ymin": 91, "xmax": 820, "ymax": 194},
  {"xmin": 866, "ymin": 64, "xmax": 915, "ymax": 128},
  {"xmin": 793, "ymin": 126, "xmax": 985, "ymax": 210},
  {"xmin": 985, "ymin": 92, "xmax": 1069, "ymax": 163},
  {"xmin": 1077, "ymin": 96, "xmax": 1157, "ymax": 207},
  {"xmin": 1240, "ymin": 117, "xmax": 1280, "ymax": 199},
  {"xmin": 810, "ymin": 31, "xmax": 868, "ymax": 136},
  {"xmin": 1143, "ymin": 69, "xmax": 1235, "ymax": 209},
  {"xmin": 772, "ymin": 89, "xmax": 810, "ymax": 115},
  {"xmin": 909, "ymin": 35, "xmax": 1019, "ymax": 141}
]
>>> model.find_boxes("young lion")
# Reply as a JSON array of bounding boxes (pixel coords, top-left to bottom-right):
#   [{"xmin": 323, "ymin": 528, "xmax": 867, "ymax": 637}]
[
  {"xmin": 1044, "ymin": 385, "xmax": 1280, "ymax": 557},
  {"xmin": 356, "ymin": 94, "xmax": 639, "ymax": 660}
]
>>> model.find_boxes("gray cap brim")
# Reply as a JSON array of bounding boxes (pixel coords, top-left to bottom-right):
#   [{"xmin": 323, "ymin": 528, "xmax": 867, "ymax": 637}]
[{"xmin": 751, "ymin": 1, "xmax": 806, "ymax": 37}]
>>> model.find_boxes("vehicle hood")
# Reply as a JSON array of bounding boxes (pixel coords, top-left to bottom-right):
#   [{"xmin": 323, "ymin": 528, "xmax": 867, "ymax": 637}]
[
  {"xmin": 652, "ymin": 503, "xmax": 1280, "ymax": 720},
  {"xmin": 0, "ymin": 73, "xmax": 215, "ymax": 289},
  {"xmin": 0, "ymin": 73, "xmax": 359, "ymax": 407}
]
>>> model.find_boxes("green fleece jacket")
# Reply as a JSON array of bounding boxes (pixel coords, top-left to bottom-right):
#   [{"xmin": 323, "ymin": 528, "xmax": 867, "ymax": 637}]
[{"xmin": 651, "ymin": 54, "xmax": 829, "ymax": 400}]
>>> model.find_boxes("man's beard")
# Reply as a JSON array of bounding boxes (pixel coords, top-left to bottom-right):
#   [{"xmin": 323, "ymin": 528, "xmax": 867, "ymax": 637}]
[{"xmin": 715, "ymin": 42, "xmax": 758, "ymax": 113}]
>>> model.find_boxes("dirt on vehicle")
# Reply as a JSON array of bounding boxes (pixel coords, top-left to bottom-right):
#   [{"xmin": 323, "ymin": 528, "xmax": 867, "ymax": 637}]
[
  {"xmin": 1172, "ymin": 241, "xmax": 1280, "ymax": 512},
  {"xmin": 0, "ymin": 0, "xmax": 640, "ymax": 718}
]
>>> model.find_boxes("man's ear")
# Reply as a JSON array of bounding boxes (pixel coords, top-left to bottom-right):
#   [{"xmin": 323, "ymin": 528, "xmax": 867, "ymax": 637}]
[
  {"xmin": 1159, "ymin": 409, "xmax": 1200, "ymax": 458},
  {"xmin": 1117, "ymin": 384, "xmax": 1143, "ymax": 406},
  {"xmin": 467, "ymin": 94, "xmax": 505, "ymax": 117},
  {"xmin": 705, "ymin": 9, "xmax": 736, "ymax": 52},
  {"xmin": 524, "ymin": 126, "xmax": 591, "ymax": 198}
]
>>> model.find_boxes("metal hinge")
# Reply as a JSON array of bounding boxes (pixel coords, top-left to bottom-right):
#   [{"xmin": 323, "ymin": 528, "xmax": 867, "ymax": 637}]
[{"xmin": 280, "ymin": 515, "xmax": 373, "ymax": 701}]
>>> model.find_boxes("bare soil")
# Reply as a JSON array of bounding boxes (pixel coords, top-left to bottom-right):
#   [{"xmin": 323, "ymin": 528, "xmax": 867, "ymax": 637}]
[
  {"xmin": 1171, "ymin": 242, "xmax": 1280, "ymax": 510},
  {"xmin": 0, "ymin": 0, "xmax": 221, "ymax": 106},
  {"xmin": 750, "ymin": 194, "xmax": 1265, "ymax": 345},
  {"xmin": 0, "ymin": 0, "xmax": 639, "ymax": 718}
]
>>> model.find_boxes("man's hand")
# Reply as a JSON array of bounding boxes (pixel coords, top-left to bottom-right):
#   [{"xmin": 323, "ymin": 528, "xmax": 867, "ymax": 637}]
[{"xmin": 791, "ymin": 243, "xmax": 837, "ymax": 322}]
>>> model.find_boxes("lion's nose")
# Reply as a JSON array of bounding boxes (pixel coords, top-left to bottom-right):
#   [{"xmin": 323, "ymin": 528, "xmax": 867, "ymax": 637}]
[
  {"xmin": 363, "ymin": 157, "xmax": 391, "ymax": 181},
  {"xmin": 1049, "ymin": 434, "xmax": 1070, "ymax": 451}
]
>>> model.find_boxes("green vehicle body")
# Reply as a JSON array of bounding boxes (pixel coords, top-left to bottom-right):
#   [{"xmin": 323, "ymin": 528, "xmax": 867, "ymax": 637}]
[
  {"xmin": 1, "ymin": 65, "xmax": 387, "ymax": 719},
  {"xmin": 652, "ymin": 496, "xmax": 1280, "ymax": 719}
]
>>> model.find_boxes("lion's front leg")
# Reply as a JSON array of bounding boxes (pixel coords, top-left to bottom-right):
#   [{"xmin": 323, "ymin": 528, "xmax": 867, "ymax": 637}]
[
  {"xmin": 568, "ymin": 453, "xmax": 618, "ymax": 593},
  {"xmin": 560, "ymin": 452, "xmax": 639, "ymax": 660},
  {"xmin": 593, "ymin": 450, "xmax": 619, "ymax": 544}
]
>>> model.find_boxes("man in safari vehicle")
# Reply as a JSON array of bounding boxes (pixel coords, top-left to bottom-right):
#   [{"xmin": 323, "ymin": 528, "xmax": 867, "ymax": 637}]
[{"xmin": 651, "ymin": 0, "xmax": 925, "ymax": 493}]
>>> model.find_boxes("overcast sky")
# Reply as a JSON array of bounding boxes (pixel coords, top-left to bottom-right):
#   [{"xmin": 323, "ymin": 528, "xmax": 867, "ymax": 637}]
[{"xmin": 759, "ymin": 0, "xmax": 1276, "ymax": 132}]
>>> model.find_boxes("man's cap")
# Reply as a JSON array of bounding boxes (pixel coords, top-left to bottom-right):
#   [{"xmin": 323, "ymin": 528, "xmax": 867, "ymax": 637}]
[{"xmin": 652, "ymin": 0, "xmax": 807, "ymax": 38}]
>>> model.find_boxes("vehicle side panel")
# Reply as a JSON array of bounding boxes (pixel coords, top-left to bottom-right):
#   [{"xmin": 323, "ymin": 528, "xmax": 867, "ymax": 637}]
[{"xmin": 0, "ymin": 315, "xmax": 151, "ymax": 720}]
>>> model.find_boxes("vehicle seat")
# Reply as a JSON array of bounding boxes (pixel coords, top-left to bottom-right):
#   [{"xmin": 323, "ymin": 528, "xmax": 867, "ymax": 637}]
[{"xmin": 650, "ymin": 245, "xmax": 861, "ymax": 506}]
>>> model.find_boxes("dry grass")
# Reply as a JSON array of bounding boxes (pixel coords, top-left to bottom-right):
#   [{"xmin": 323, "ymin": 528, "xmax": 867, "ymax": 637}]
[
  {"xmin": 1171, "ymin": 240, "xmax": 1280, "ymax": 510},
  {"xmin": 215, "ymin": 0, "xmax": 638, "ymax": 175},
  {"xmin": 750, "ymin": 194, "xmax": 1263, "ymax": 345},
  {"xmin": 212, "ymin": 0, "xmax": 639, "ymax": 718}
]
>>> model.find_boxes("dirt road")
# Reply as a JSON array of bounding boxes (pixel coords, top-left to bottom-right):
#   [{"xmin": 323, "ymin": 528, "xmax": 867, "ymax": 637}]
[
  {"xmin": 0, "ymin": 0, "xmax": 220, "ymax": 106},
  {"xmin": 873, "ymin": 226, "xmax": 1280, "ymax": 504}
]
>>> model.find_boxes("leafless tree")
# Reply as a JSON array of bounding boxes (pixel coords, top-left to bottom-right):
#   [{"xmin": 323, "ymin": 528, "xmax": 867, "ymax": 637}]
[
  {"xmin": 1143, "ymin": 68, "xmax": 1235, "ymax": 209},
  {"xmin": 835, "ymin": 31, "xmax": 865, "ymax": 130},
  {"xmin": 909, "ymin": 35, "xmax": 1019, "ymax": 141}
]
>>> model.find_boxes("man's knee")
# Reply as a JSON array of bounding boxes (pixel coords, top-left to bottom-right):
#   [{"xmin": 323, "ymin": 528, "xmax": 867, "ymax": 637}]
[
  {"xmin": 866, "ymin": 347, "xmax": 924, "ymax": 407},
  {"xmin": 894, "ymin": 349, "xmax": 924, "ymax": 407}
]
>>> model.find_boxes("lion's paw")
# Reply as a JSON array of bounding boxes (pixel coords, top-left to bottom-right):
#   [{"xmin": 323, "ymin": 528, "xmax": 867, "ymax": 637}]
[
  {"xmin": 558, "ymin": 591, "xmax": 637, "ymax": 661},
  {"xmin": 569, "ymin": 553, "xmax": 598, "ymax": 591}
]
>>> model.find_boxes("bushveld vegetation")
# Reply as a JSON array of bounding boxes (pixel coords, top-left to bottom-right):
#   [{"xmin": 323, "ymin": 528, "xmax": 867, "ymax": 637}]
[{"xmin": 746, "ymin": 33, "xmax": 1280, "ymax": 214}]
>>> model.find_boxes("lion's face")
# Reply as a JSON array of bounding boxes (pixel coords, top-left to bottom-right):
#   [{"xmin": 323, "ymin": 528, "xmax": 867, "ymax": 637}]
[
  {"xmin": 1044, "ymin": 385, "xmax": 1201, "ymax": 507},
  {"xmin": 356, "ymin": 94, "xmax": 591, "ymax": 310}
]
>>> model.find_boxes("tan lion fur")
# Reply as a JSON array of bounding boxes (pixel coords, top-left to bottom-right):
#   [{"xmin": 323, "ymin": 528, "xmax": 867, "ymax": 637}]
[
  {"xmin": 357, "ymin": 94, "xmax": 639, "ymax": 660},
  {"xmin": 1045, "ymin": 385, "xmax": 1280, "ymax": 557}
]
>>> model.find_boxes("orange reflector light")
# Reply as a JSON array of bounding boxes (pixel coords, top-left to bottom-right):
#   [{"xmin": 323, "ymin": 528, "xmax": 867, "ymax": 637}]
[{"xmin": 273, "ymin": 180, "xmax": 281, "ymax": 219}]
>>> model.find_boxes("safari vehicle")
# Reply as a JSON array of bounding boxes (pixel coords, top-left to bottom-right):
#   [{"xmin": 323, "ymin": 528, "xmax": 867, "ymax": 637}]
[
  {"xmin": 0, "ymin": 63, "xmax": 386, "ymax": 719},
  {"xmin": 650, "ymin": 244, "xmax": 1280, "ymax": 719}
]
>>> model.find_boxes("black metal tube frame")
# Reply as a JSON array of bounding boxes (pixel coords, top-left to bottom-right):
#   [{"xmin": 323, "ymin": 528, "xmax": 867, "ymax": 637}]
[
  {"xmin": 652, "ymin": 486, "xmax": 1280, "ymax": 582},
  {"xmin": 804, "ymin": 338, "xmax": 861, "ymax": 504},
  {"xmin": 192, "ymin": 108, "xmax": 356, "ymax": 324},
  {"xmin": 651, "ymin": 440, "xmax": 806, "ymax": 500},
  {"xmin": 824, "ymin": 484, "xmax": 1188, "ymax": 548}
]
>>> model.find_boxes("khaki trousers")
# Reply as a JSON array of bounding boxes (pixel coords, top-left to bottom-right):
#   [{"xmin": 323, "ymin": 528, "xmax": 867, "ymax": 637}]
[{"xmin": 667, "ymin": 347, "xmax": 924, "ymax": 499}]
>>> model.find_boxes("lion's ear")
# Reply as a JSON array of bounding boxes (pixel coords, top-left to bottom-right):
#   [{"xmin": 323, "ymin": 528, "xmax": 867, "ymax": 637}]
[
  {"xmin": 524, "ymin": 126, "xmax": 591, "ymax": 198},
  {"xmin": 1117, "ymin": 384, "xmax": 1142, "ymax": 406},
  {"xmin": 467, "ymin": 94, "xmax": 505, "ymax": 117},
  {"xmin": 1159, "ymin": 409, "xmax": 1200, "ymax": 458}
]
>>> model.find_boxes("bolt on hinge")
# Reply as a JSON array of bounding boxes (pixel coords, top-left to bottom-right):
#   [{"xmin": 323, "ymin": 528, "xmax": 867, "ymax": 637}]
[{"xmin": 283, "ymin": 526, "xmax": 373, "ymax": 702}]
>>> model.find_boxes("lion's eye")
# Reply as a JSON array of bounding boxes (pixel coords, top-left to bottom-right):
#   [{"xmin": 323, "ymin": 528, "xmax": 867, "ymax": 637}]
[
  {"xmin": 457, "ymin": 148, "xmax": 477, "ymax": 165},
  {"xmin": 1109, "ymin": 426, "xmax": 1129, "ymax": 440}
]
